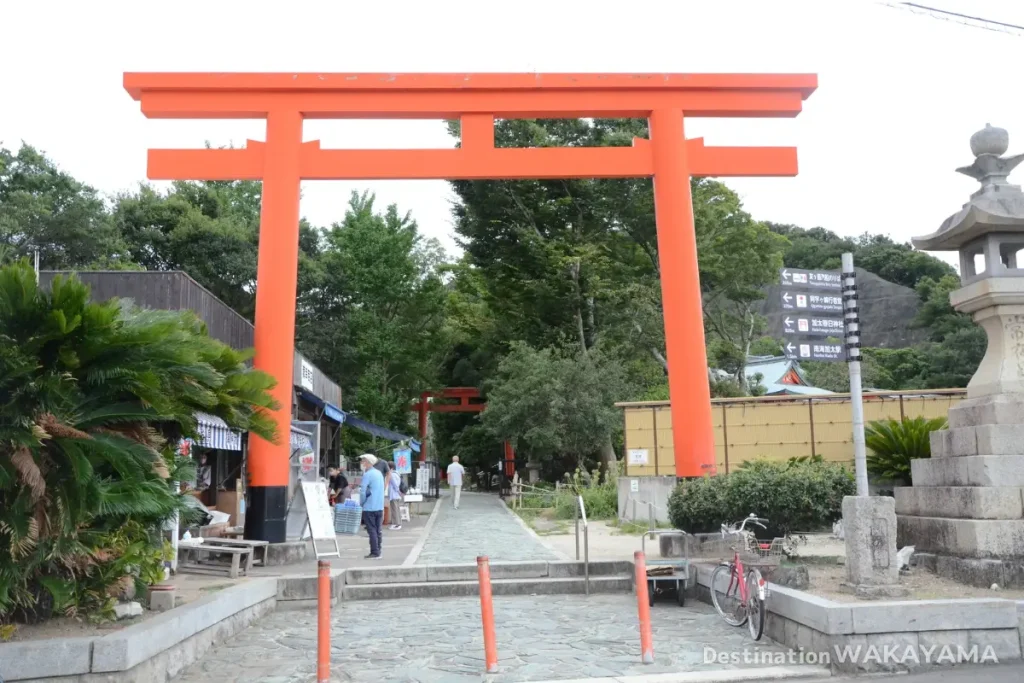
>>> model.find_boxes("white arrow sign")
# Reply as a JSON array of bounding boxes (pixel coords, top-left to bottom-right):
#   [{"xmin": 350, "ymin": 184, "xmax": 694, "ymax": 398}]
[
  {"xmin": 782, "ymin": 269, "xmax": 791, "ymax": 281},
  {"xmin": 782, "ymin": 292, "xmax": 792, "ymax": 304},
  {"xmin": 784, "ymin": 317, "xmax": 793, "ymax": 328},
  {"xmin": 786, "ymin": 342, "xmax": 795, "ymax": 353}
]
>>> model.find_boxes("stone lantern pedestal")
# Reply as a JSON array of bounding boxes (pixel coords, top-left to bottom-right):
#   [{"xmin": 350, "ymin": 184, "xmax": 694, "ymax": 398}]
[{"xmin": 896, "ymin": 125, "xmax": 1024, "ymax": 587}]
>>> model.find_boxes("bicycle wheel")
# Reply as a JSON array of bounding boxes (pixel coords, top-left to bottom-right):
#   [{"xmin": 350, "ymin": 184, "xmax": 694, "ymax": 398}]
[
  {"xmin": 745, "ymin": 568, "xmax": 766, "ymax": 640},
  {"xmin": 710, "ymin": 564, "xmax": 747, "ymax": 626}
]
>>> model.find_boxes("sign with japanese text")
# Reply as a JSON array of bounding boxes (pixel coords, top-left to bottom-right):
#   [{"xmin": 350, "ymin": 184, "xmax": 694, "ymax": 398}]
[
  {"xmin": 784, "ymin": 341, "xmax": 846, "ymax": 362},
  {"xmin": 781, "ymin": 290, "xmax": 843, "ymax": 313},
  {"xmin": 779, "ymin": 268, "xmax": 842, "ymax": 290},
  {"xmin": 781, "ymin": 315, "xmax": 846, "ymax": 337}
]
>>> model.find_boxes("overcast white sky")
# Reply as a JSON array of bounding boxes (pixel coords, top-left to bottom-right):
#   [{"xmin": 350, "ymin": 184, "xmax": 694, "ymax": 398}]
[{"xmin": 3, "ymin": 0, "xmax": 1022, "ymax": 266}]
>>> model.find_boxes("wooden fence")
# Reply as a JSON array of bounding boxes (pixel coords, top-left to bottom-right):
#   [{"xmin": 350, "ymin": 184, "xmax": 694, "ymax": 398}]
[{"xmin": 617, "ymin": 389, "xmax": 965, "ymax": 476}]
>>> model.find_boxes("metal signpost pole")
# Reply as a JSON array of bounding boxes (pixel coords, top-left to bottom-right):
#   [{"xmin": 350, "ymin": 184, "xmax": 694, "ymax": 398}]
[{"xmin": 841, "ymin": 253, "xmax": 869, "ymax": 497}]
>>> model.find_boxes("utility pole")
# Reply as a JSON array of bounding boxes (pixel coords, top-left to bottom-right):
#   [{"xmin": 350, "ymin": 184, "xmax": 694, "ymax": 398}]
[{"xmin": 842, "ymin": 253, "xmax": 868, "ymax": 496}]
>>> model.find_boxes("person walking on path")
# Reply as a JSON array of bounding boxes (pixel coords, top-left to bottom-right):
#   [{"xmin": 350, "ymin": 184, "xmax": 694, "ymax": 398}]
[
  {"xmin": 447, "ymin": 456, "xmax": 466, "ymax": 510},
  {"xmin": 359, "ymin": 454, "xmax": 385, "ymax": 559},
  {"xmin": 387, "ymin": 470, "xmax": 403, "ymax": 530}
]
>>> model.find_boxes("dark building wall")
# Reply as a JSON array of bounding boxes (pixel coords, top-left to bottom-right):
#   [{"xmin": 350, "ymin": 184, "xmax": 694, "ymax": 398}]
[
  {"xmin": 38, "ymin": 270, "xmax": 342, "ymax": 407},
  {"xmin": 38, "ymin": 271, "xmax": 254, "ymax": 350}
]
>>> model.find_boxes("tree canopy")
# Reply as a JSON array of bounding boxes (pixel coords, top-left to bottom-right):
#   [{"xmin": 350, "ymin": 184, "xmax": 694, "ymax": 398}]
[{"xmin": 0, "ymin": 136, "xmax": 980, "ymax": 479}]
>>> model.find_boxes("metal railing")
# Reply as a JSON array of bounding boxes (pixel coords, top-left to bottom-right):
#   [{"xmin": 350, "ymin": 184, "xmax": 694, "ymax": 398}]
[
  {"xmin": 625, "ymin": 495, "xmax": 658, "ymax": 530},
  {"xmin": 573, "ymin": 494, "xmax": 590, "ymax": 596}
]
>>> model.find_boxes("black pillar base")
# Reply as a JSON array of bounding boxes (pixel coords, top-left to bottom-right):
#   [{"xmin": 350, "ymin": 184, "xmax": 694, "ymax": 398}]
[{"xmin": 245, "ymin": 485, "xmax": 288, "ymax": 542}]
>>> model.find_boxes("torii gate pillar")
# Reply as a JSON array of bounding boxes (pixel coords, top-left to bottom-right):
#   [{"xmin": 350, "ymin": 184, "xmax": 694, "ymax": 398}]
[{"xmin": 125, "ymin": 72, "xmax": 816, "ymax": 541}]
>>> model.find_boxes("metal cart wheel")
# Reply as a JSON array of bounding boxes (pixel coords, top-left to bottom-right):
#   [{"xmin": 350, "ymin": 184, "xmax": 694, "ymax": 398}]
[{"xmin": 677, "ymin": 579, "xmax": 686, "ymax": 607}]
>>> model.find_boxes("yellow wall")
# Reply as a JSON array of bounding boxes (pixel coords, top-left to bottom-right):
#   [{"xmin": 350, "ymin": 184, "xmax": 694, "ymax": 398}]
[{"xmin": 620, "ymin": 391, "xmax": 964, "ymax": 476}]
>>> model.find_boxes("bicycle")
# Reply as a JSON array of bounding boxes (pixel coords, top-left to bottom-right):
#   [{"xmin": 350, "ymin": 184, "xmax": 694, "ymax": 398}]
[{"xmin": 709, "ymin": 513, "xmax": 769, "ymax": 641}]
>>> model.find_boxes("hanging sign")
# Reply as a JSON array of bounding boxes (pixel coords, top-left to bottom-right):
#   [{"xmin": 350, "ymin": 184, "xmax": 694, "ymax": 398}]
[{"xmin": 393, "ymin": 448, "xmax": 412, "ymax": 475}]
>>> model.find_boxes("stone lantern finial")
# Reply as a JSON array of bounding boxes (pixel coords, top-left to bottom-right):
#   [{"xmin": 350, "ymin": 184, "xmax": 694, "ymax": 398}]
[{"xmin": 957, "ymin": 124, "xmax": 1024, "ymax": 195}]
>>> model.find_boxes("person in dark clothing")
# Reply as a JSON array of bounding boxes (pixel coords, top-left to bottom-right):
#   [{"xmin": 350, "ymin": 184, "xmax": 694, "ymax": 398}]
[{"xmin": 327, "ymin": 467, "xmax": 349, "ymax": 504}]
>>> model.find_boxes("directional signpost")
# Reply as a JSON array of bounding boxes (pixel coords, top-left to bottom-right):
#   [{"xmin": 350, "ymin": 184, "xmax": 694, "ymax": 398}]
[
  {"xmin": 783, "ymin": 340, "xmax": 845, "ymax": 362},
  {"xmin": 780, "ymin": 290, "xmax": 844, "ymax": 313},
  {"xmin": 782, "ymin": 315, "xmax": 846, "ymax": 337},
  {"xmin": 779, "ymin": 268, "xmax": 842, "ymax": 290},
  {"xmin": 776, "ymin": 258, "xmax": 868, "ymax": 496}
]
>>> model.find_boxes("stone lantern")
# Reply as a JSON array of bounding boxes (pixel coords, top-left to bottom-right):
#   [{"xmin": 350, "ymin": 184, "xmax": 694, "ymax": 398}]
[{"xmin": 896, "ymin": 125, "xmax": 1024, "ymax": 587}]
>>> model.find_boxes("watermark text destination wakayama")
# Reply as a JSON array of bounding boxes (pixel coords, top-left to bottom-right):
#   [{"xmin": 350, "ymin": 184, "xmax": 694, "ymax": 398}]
[{"xmin": 704, "ymin": 644, "xmax": 1000, "ymax": 667}]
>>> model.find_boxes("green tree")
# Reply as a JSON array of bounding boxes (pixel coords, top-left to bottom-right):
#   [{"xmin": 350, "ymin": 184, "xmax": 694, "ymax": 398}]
[
  {"xmin": 481, "ymin": 343, "xmax": 628, "ymax": 476},
  {"xmin": 0, "ymin": 144, "xmax": 125, "ymax": 269},
  {"xmin": 0, "ymin": 261, "xmax": 276, "ymax": 622},
  {"xmin": 296, "ymin": 192, "xmax": 449, "ymax": 446}
]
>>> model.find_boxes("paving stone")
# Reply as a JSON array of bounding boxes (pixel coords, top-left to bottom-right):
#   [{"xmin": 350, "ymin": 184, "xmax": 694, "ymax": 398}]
[
  {"xmin": 414, "ymin": 492, "xmax": 559, "ymax": 565},
  {"xmin": 173, "ymin": 594, "xmax": 796, "ymax": 682}
]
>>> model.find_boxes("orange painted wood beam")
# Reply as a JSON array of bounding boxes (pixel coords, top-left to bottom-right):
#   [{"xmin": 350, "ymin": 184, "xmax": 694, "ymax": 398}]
[
  {"xmin": 147, "ymin": 139, "xmax": 797, "ymax": 181},
  {"xmin": 125, "ymin": 72, "xmax": 816, "ymax": 120},
  {"xmin": 124, "ymin": 72, "xmax": 818, "ymax": 97}
]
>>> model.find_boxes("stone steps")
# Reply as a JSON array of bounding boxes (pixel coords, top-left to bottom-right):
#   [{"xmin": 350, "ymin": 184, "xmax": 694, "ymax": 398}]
[
  {"xmin": 344, "ymin": 574, "xmax": 633, "ymax": 600},
  {"xmin": 342, "ymin": 560, "xmax": 635, "ymax": 601}
]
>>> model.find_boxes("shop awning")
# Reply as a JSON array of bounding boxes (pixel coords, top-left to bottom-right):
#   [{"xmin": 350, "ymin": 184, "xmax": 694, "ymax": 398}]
[
  {"xmin": 342, "ymin": 412, "xmax": 420, "ymax": 452},
  {"xmin": 194, "ymin": 412, "xmax": 242, "ymax": 451},
  {"xmin": 297, "ymin": 389, "xmax": 345, "ymax": 424},
  {"xmin": 290, "ymin": 427, "xmax": 313, "ymax": 451}
]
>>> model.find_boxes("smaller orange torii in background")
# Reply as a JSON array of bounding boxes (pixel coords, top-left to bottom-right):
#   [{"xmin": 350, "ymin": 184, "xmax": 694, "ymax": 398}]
[{"xmin": 410, "ymin": 388, "xmax": 515, "ymax": 477}]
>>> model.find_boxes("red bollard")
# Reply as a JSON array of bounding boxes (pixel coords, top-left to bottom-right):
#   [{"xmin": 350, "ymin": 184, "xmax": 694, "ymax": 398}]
[
  {"xmin": 477, "ymin": 556, "xmax": 499, "ymax": 673},
  {"xmin": 634, "ymin": 551, "xmax": 654, "ymax": 664},
  {"xmin": 317, "ymin": 560, "xmax": 331, "ymax": 682}
]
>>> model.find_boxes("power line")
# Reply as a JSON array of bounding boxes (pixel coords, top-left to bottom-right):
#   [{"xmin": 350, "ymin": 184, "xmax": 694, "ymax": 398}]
[{"xmin": 879, "ymin": 1, "xmax": 1024, "ymax": 36}]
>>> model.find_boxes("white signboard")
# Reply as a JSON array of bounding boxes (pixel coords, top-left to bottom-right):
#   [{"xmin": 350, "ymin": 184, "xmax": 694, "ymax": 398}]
[
  {"xmin": 630, "ymin": 479, "xmax": 639, "ymax": 492},
  {"xmin": 300, "ymin": 359, "xmax": 315, "ymax": 391},
  {"xmin": 300, "ymin": 481, "xmax": 340, "ymax": 559},
  {"xmin": 627, "ymin": 448, "xmax": 649, "ymax": 465}
]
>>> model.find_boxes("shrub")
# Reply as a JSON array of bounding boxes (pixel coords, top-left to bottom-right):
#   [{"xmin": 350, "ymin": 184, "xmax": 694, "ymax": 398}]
[
  {"xmin": 668, "ymin": 459, "xmax": 854, "ymax": 538},
  {"xmin": 0, "ymin": 262, "xmax": 277, "ymax": 622},
  {"xmin": 551, "ymin": 466, "xmax": 618, "ymax": 521},
  {"xmin": 865, "ymin": 416, "xmax": 947, "ymax": 485}
]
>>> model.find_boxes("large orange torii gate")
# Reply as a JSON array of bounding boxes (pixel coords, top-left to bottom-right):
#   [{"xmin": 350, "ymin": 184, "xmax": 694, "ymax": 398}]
[{"xmin": 125, "ymin": 72, "xmax": 816, "ymax": 542}]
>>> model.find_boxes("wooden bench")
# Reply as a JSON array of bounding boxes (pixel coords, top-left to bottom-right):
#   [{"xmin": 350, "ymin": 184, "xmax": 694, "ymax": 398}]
[
  {"xmin": 178, "ymin": 540, "xmax": 253, "ymax": 578},
  {"xmin": 198, "ymin": 538, "xmax": 270, "ymax": 566}
]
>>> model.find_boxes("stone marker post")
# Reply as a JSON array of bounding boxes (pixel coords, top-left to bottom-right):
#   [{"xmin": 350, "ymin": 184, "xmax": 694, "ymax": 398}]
[{"xmin": 896, "ymin": 124, "xmax": 1024, "ymax": 587}]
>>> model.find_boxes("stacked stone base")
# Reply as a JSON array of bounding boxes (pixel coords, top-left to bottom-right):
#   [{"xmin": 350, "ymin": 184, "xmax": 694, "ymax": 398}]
[{"xmin": 895, "ymin": 395, "xmax": 1024, "ymax": 588}]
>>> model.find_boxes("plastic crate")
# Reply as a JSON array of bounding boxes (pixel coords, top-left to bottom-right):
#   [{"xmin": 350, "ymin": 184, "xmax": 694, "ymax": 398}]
[{"xmin": 334, "ymin": 505, "xmax": 362, "ymax": 534}]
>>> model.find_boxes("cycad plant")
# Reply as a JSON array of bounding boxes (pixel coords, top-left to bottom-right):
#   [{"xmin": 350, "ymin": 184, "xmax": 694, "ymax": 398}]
[
  {"xmin": 0, "ymin": 261, "xmax": 277, "ymax": 622},
  {"xmin": 865, "ymin": 416, "xmax": 947, "ymax": 485}
]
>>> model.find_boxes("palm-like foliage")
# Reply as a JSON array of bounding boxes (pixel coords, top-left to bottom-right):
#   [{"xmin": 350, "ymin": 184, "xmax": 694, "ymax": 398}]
[
  {"xmin": 865, "ymin": 416, "xmax": 947, "ymax": 485},
  {"xmin": 0, "ymin": 261, "xmax": 277, "ymax": 621}
]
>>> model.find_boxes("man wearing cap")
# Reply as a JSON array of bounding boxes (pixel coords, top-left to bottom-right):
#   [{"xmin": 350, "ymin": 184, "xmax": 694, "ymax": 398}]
[{"xmin": 358, "ymin": 454, "xmax": 385, "ymax": 559}]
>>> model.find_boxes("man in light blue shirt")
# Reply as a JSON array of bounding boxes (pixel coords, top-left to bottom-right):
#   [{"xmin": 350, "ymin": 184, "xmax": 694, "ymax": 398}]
[{"xmin": 359, "ymin": 454, "xmax": 385, "ymax": 559}]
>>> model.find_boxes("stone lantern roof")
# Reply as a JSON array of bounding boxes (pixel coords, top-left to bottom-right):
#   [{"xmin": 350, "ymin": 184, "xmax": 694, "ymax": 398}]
[{"xmin": 912, "ymin": 124, "xmax": 1024, "ymax": 251}]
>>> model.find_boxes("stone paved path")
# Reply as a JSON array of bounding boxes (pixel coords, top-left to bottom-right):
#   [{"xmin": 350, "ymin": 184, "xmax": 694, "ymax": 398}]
[
  {"xmin": 413, "ymin": 492, "xmax": 561, "ymax": 564},
  {"xmin": 175, "ymin": 595, "xmax": 797, "ymax": 683}
]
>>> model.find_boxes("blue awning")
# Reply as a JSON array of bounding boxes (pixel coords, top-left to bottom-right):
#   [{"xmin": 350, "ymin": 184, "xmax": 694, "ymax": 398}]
[
  {"xmin": 297, "ymin": 389, "xmax": 345, "ymax": 424},
  {"xmin": 342, "ymin": 412, "xmax": 420, "ymax": 453}
]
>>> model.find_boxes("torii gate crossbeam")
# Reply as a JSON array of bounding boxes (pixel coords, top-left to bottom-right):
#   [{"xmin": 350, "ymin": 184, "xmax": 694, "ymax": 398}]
[{"xmin": 124, "ymin": 72, "xmax": 816, "ymax": 543}]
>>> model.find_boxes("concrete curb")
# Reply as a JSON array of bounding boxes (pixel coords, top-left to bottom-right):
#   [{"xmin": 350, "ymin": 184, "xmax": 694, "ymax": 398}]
[
  {"xmin": 499, "ymin": 495, "xmax": 571, "ymax": 560},
  {"xmin": 522, "ymin": 664, "xmax": 829, "ymax": 683},
  {"xmin": 690, "ymin": 561, "xmax": 1024, "ymax": 674},
  {"xmin": 403, "ymin": 492, "xmax": 444, "ymax": 566}
]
